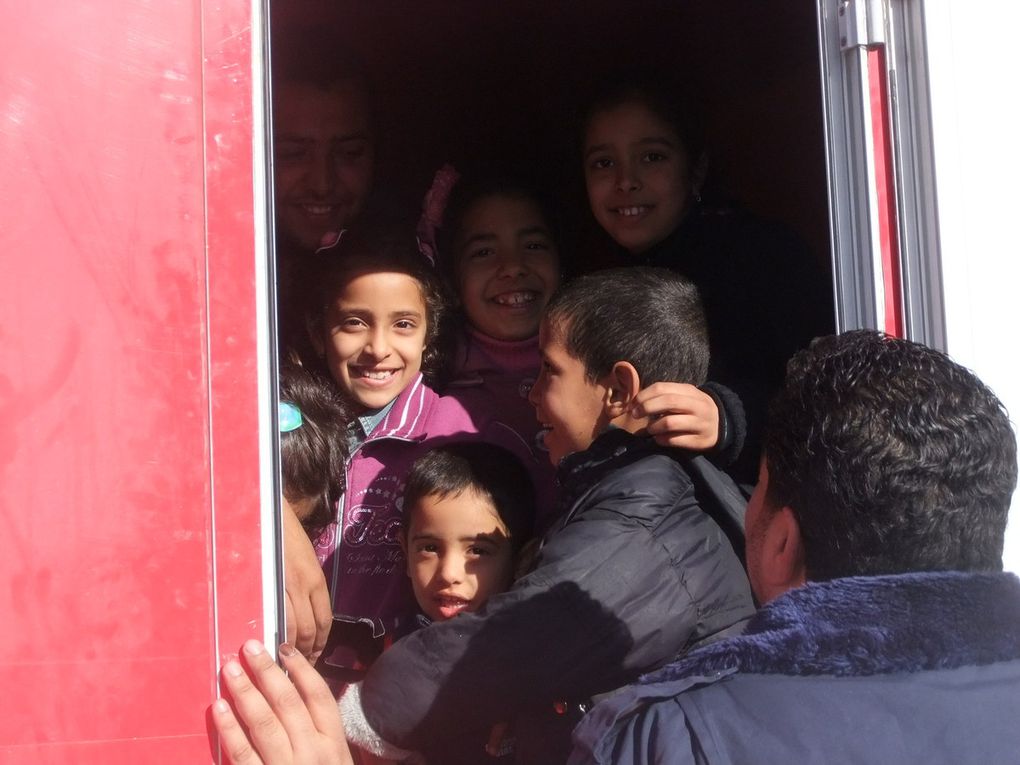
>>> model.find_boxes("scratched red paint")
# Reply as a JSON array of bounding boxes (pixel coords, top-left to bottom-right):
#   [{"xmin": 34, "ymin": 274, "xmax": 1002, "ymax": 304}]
[{"xmin": 0, "ymin": 1, "xmax": 266, "ymax": 762}]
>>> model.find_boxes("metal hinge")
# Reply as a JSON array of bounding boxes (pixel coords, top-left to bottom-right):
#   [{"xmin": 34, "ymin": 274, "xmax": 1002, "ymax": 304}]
[{"xmin": 838, "ymin": 0, "xmax": 886, "ymax": 50}]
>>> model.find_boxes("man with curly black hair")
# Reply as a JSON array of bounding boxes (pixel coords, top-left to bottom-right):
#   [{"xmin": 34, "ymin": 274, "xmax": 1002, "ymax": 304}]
[{"xmin": 571, "ymin": 330, "xmax": 1020, "ymax": 764}]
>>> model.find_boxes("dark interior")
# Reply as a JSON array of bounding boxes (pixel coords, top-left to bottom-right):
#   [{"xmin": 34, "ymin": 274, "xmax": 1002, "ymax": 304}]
[{"xmin": 271, "ymin": 0, "xmax": 831, "ymax": 278}]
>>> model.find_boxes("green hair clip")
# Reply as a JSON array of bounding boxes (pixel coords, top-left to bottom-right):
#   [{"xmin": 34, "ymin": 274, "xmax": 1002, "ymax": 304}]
[{"xmin": 279, "ymin": 401, "xmax": 303, "ymax": 433}]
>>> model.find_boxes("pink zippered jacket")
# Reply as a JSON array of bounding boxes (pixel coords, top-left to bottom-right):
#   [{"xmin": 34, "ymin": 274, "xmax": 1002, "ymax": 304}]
[{"xmin": 313, "ymin": 373, "xmax": 532, "ymax": 641}]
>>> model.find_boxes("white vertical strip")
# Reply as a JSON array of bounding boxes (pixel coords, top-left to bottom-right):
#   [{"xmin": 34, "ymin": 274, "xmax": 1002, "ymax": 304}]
[
  {"xmin": 925, "ymin": 0, "xmax": 1020, "ymax": 573},
  {"xmin": 250, "ymin": 0, "xmax": 280, "ymax": 654}
]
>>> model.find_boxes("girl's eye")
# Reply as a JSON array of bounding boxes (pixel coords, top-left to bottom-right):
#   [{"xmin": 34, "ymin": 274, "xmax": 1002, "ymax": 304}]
[
  {"xmin": 467, "ymin": 247, "xmax": 494, "ymax": 260},
  {"xmin": 589, "ymin": 157, "xmax": 613, "ymax": 171},
  {"xmin": 467, "ymin": 545, "xmax": 491, "ymax": 557},
  {"xmin": 643, "ymin": 151, "xmax": 668, "ymax": 163},
  {"xmin": 341, "ymin": 317, "xmax": 366, "ymax": 329},
  {"xmin": 525, "ymin": 240, "xmax": 550, "ymax": 251},
  {"xmin": 394, "ymin": 319, "xmax": 417, "ymax": 331},
  {"xmin": 416, "ymin": 543, "xmax": 438, "ymax": 555}
]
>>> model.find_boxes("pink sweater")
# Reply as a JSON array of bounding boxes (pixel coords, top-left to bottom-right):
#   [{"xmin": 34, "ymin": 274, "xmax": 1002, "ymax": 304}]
[{"xmin": 443, "ymin": 329, "xmax": 558, "ymax": 530}]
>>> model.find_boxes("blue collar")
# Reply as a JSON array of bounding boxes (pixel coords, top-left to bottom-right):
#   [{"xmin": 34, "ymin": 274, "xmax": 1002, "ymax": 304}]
[{"xmin": 641, "ymin": 571, "xmax": 1020, "ymax": 682}]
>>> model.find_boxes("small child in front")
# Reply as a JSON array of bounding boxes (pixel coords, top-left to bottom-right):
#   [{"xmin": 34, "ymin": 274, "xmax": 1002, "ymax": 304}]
[
  {"xmin": 343, "ymin": 443, "xmax": 535, "ymax": 763},
  {"xmin": 348, "ymin": 267, "xmax": 757, "ymax": 765},
  {"xmin": 400, "ymin": 443, "xmax": 534, "ymax": 626}
]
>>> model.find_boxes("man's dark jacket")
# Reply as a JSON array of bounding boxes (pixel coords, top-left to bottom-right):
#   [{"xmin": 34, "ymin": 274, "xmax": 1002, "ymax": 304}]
[{"xmin": 570, "ymin": 571, "xmax": 1020, "ymax": 764}]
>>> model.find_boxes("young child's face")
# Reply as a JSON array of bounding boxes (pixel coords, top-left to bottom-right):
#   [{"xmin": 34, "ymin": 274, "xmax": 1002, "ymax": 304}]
[
  {"xmin": 528, "ymin": 318, "xmax": 611, "ymax": 466},
  {"xmin": 583, "ymin": 100, "xmax": 693, "ymax": 255},
  {"xmin": 274, "ymin": 80, "xmax": 375, "ymax": 252},
  {"xmin": 404, "ymin": 489, "xmax": 515, "ymax": 622},
  {"xmin": 322, "ymin": 271, "xmax": 427, "ymax": 412},
  {"xmin": 454, "ymin": 194, "xmax": 560, "ymax": 342}
]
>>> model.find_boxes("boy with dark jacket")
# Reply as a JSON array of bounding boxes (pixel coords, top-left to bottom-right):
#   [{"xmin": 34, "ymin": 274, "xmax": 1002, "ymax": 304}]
[{"xmin": 339, "ymin": 268, "xmax": 754, "ymax": 764}]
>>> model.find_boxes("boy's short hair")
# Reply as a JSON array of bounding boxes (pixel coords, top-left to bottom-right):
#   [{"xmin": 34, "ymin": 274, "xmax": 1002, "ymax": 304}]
[
  {"xmin": 403, "ymin": 443, "xmax": 535, "ymax": 551},
  {"xmin": 307, "ymin": 227, "xmax": 449, "ymax": 379},
  {"xmin": 766, "ymin": 330, "xmax": 1018, "ymax": 579},
  {"xmin": 544, "ymin": 267, "xmax": 708, "ymax": 386},
  {"xmin": 279, "ymin": 364, "xmax": 350, "ymax": 534}
]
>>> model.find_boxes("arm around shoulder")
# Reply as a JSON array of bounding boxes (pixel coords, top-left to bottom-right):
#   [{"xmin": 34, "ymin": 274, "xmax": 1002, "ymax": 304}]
[{"xmin": 357, "ymin": 505, "xmax": 699, "ymax": 754}]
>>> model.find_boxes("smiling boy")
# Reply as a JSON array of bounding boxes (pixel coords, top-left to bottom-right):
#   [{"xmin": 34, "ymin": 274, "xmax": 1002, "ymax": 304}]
[{"xmin": 342, "ymin": 267, "xmax": 754, "ymax": 764}]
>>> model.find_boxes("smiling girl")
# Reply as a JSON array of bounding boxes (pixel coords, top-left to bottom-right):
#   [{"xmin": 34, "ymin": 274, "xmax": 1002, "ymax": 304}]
[
  {"xmin": 581, "ymin": 74, "xmax": 833, "ymax": 483},
  {"xmin": 438, "ymin": 177, "xmax": 737, "ymax": 518},
  {"xmin": 306, "ymin": 228, "xmax": 531, "ymax": 679},
  {"xmin": 438, "ymin": 179, "xmax": 562, "ymax": 511}
]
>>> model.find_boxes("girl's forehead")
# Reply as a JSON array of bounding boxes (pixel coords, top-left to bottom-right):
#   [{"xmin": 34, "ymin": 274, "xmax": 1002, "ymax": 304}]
[
  {"xmin": 331, "ymin": 269, "xmax": 428, "ymax": 307},
  {"xmin": 460, "ymin": 193, "xmax": 548, "ymax": 231},
  {"xmin": 585, "ymin": 99, "xmax": 682, "ymax": 147}
]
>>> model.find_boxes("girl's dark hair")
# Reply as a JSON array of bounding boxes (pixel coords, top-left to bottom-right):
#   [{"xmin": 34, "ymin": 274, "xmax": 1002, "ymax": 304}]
[
  {"xmin": 579, "ymin": 70, "xmax": 705, "ymax": 163},
  {"xmin": 279, "ymin": 364, "xmax": 350, "ymax": 537},
  {"xmin": 438, "ymin": 175, "xmax": 563, "ymax": 282},
  {"xmin": 307, "ymin": 226, "xmax": 450, "ymax": 382},
  {"xmin": 402, "ymin": 443, "xmax": 536, "ymax": 552}
]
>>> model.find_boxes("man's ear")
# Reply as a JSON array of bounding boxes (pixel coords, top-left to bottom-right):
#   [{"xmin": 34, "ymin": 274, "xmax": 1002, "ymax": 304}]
[
  {"xmin": 603, "ymin": 361, "xmax": 641, "ymax": 419},
  {"xmin": 758, "ymin": 506, "xmax": 807, "ymax": 603}
]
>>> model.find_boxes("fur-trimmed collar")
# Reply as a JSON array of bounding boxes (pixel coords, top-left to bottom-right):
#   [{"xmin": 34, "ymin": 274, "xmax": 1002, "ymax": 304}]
[{"xmin": 643, "ymin": 571, "xmax": 1020, "ymax": 682}]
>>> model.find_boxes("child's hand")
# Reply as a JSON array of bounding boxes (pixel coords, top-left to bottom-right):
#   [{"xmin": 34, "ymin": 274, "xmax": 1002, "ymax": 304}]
[
  {"xmin": 211, "ymin": 640, "xmax": 354, "ymax": 765},
  {"xmin": 283, "ymin": 506, "xmax": 332, "ymax": 662},
  {"xmin": 630, "ymin": 382, "xmax": 720, "ymax": 451}
]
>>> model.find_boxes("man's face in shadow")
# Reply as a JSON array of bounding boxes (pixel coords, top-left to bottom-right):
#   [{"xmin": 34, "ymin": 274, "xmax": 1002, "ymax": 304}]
[{"xmin": 274, "ymin": 80, "xmax": 374, "ymax": 251}]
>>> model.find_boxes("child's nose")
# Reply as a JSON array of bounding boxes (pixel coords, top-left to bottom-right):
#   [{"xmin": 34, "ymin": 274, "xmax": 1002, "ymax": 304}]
[
  {"xmin": 614, "ymin": 161, "xmax": 641, "ymax": 192},
  {"xmin": 363, "ymin": 329, "xmax": 390, "ymax": 358},
  {"xmin": 497, "ymin": 250, "xmax": 528, "ymax": 277},
  {"xmin": 527, "ymin": 374, "xmax": 543, "ymax": 407},
  {"xmin": 438, "ymin": 555, "xmax": 465, "ymax": 585}
]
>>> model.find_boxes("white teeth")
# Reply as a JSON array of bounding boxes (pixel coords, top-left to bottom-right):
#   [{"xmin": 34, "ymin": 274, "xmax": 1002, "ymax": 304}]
[
  {"xmin": 617, "ymin": 206, "xmax": 646, "ymax": 217},
  {"xmin": 494, "ymin": 291, "xmax": 537, "ymax": 306},
  {"xmin": 358, "ymin": 369, "xmax": 395, "ymax": 380},
  {"xmin": 301, "ymin": 204, "xmax": 334, "ymax": 215}
]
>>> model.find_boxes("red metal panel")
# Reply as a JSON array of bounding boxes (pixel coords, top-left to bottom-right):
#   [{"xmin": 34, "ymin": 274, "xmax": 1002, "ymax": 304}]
[{"xmin": 0, "ymin": 1, "xmax": 265, "ymax": 762}]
